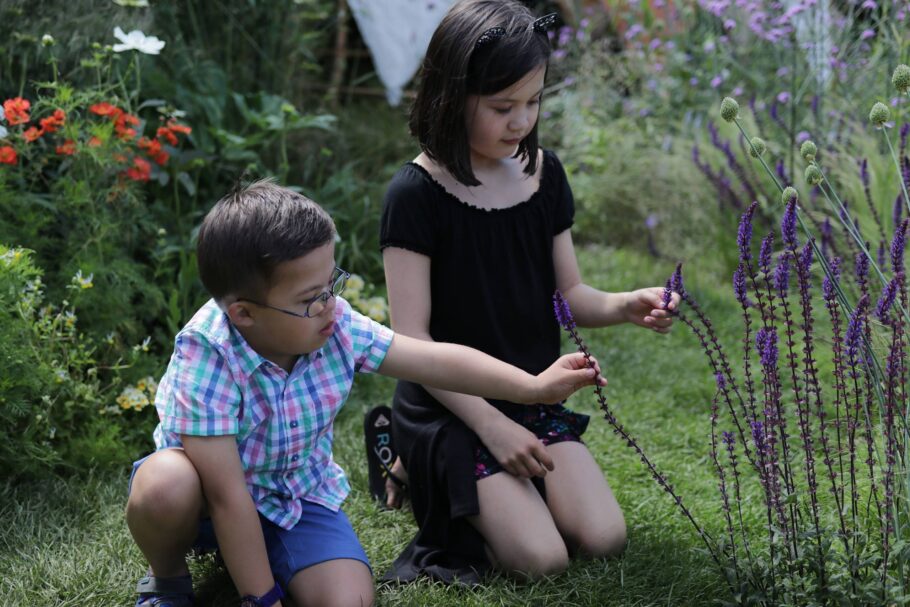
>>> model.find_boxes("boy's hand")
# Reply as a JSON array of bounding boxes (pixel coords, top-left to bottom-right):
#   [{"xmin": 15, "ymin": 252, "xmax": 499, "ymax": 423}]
[
  {"xmin": 529, "ymin": 352, "xmax": 605, "ymax": 404},
  {"xmin": 624, "ymin": 287, "xmax": 680, "ymax": 334}
]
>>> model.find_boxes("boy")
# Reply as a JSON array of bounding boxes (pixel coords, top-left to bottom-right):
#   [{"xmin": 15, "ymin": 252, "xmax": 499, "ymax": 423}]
[{"xmin": 126, "ymin": 179, "xmax": 602, "ymax": 607}]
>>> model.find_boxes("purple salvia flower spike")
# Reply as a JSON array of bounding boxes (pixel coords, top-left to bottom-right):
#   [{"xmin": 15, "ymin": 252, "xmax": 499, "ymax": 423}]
[
  {"xmin": 715, "ymin": 372, "xmax": 726, "ymax": 391},
  {"xmin": 781, "ymin": 197, "xmax": 798, "ymax": 250},
  {"xmin": 774, "ymin": 252, "xmax": 791, "ymax": 294},
  {"xmin": 738, "ymin": 202, "xmax": 758, "ymax": 261},
  {"xmin": 553, "ymin": 291, "xmax": 575, "ymax": 330},
  {"xmin": 800, "ymin": 240, "xmax": 814, "ymax": 275},
  {"xmin": 875, "ymin": 277, "xmax": 899, "ymax": 320},
  {"xmin": 894, "ymin": 194, "xmax": 903, "ymax": 228},
  {"xmin": 669, "ymin": 262, "xmax": 684, "ymax": 298},
  {"xmin": 855, "ymin": 251, "xmax": 869, "ymax": 283},
  {"xmin": 823, "ymin": 257, "xmax": 841, "ymax": 300},
  {"xmin": 662, "ymin": 278, "xmax": 673, "ymax": 310},
  {"xmin": 733, "ymin": 263, "xmax": 748, "ymax": 304},
  {"xmin": 890, "ymin": 219, "xmax": 908, "ymax": 275},
  {"xmin": 759, "ymin": 233, "xmax": 774, "ymax": 275},
  {"xmin": 860, "ymin": 158, "xmax": 870, "ymax": 188},
  {"xmin": 878, "ymin": 240, "xmax": 887, "ymax": 269},
  {"xmin": 845, "ymin": 294, "xmax": 869, "ymax": 361}
]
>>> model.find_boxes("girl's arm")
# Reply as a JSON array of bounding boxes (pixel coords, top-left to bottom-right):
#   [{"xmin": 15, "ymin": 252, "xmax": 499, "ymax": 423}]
[
  {"xmin": 553, "ymin": 230, "xmax": 679, "ymax": 331},
  {"xmin": 181, "ymin": 435, "xmax": 282, "ymax": 606},
  {"xmin": 381, "ymin": 247, "xmax": 558, "ymax": 478}
]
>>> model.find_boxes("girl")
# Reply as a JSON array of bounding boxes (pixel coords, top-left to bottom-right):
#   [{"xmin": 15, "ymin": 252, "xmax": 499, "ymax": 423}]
[{"xmin": 379, "ymin": 0, "xmax": 679, "ymax": 584}]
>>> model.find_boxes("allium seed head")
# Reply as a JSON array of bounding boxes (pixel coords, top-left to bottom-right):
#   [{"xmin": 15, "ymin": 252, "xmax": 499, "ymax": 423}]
[
  {"xmin": 870, "ymin": 102, "xmax": 891, "ymax": 126},
  {"xmin": 720, "ymin": 97, "xmax": 740, "ymax": 122},
  {"xmin": 749, "ymin": 137, "xmax": 767, "ymax": 158},
  {"xmin": 781, "ymin": 186, "xmax": 798, "ymax": 205},
  {"xmin": 800, "ymin": 140, "xmax": 817, "ymax": 162},
  {"xmin": 893, "ymin": 64, "xmax": 910, "ymax": 94},
  {"xmin": 805, "ymin": 165, "xmax": 823, "ymax": 186}
]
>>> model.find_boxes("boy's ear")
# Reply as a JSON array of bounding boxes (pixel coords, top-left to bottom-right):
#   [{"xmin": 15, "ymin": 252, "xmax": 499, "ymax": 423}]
[{"xmin": 226, "ymin": 300, "xmax": 256, "ymax": 327}]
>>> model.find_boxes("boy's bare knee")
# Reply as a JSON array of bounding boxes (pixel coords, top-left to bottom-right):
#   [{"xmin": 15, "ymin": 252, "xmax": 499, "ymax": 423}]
[{"xmin": 127, "ymin": 452, "xmax": 203, "ymax": 526}]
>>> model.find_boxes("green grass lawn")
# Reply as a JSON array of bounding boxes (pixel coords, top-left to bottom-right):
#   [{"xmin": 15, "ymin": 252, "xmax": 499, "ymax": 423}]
[{"xmin": 1, "ymin": 245, "xmax": 743, "ymax": 606}]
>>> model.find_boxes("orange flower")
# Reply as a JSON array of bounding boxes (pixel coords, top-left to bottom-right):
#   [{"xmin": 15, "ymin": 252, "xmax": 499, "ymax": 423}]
[
  {"xmin": 56, "ymin": 139, "xmax": 76, "ymax": 156},
  {"xmin": 22, "ymin": 127, "xmax": 44, "ymax": 142},
  {"xmin": 151, "ymin": 150, "xmax": 169, "ymax": 166},
  {"xmin": 89, "ymin": 102, "xmax": 123, "ymax": 119},
  {"xmin": 156, "ymin": 126, "xmax": 178, "ymax": 146},
  {"xmin": 0, "ymin": 146, "xmax": 17, "ymax": 165},
  {"xmin": 39, "ymin": 109, "xmax": 66, "ymax": 133},
  {"xmin": 88, "ymin": 136, "xmax": 103, "ymax": 147},
  {"xmin": 115, "ymin": 112, "xmax": 140, "ymax": 140},
  {"xmin": 125, "ymin": 156, "xmax": 151, "ymax": 181},
  {"xmin": 139, "ymin": 137, "xmax": 169, "ymax": 165},
  {"xmin": 166, "ymin": 119, "xmax": 191, "ymax": 135},
  {"xmin": 3, "ymin": 97, "xmax": 31, "ymax": 125}
]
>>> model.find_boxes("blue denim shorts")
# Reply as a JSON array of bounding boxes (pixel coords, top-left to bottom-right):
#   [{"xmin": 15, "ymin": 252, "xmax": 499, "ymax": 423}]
[{"xmin": 129, "ymin": 450, "xmax": 370, "ymax": 587}]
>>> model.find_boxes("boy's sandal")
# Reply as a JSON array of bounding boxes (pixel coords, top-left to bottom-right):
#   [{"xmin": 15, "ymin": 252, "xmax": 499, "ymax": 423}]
[
  {"xmin": 364, "ymin": 405, "xmax": 408, "ymax": 504},
  {"xmin": 135, "ymin": 573, "xmax": 195, "ymax": 607}
]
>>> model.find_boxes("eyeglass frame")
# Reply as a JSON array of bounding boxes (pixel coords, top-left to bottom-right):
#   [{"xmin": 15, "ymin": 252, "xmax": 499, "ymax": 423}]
[{"xmin": 237, "ymin": 266, "xmax": 351, "ymax": 319}]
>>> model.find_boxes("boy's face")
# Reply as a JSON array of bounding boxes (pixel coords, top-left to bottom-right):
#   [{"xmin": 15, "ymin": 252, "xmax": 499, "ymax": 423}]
[
  {"xmin": 464, "ymin": 64, "xmax": 545, "ymax": 167},
  {"xmin": 229, "ymin": 241, "xmax": 340, "ymax": 369}
]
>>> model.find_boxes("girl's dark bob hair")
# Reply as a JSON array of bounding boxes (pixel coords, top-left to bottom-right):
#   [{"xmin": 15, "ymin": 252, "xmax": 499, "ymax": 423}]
[{"xmin": 409, "ymin": 0, "xmax": 551, "ymax": 186}]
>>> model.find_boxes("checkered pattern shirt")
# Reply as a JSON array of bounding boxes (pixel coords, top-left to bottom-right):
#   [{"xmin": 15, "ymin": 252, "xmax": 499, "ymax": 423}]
[{"xmin": 152, "ymin": 296, "xmax": 394, "ymax": 529}]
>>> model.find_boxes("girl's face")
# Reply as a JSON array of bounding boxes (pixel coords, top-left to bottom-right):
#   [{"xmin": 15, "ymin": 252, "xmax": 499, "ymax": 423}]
[{"xmin": 464, "ymin": 64, "xmax": 545, "ymax": 167}]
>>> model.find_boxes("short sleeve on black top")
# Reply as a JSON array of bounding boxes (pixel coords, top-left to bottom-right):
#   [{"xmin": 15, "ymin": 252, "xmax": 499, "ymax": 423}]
[{"xmin": 379, "ymin": 149, "xmax": 575, "ymax": 377}]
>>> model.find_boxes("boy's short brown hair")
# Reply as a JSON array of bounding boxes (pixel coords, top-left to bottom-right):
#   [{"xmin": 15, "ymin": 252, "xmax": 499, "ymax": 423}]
[{"xmin": 196, "ymin": 179, "xmax": 336, "ymax": 300}]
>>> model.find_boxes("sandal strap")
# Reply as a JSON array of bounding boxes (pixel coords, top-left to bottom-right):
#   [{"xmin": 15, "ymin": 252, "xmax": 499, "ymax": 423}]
[
  {"xmin": 373, "ymin": 445, "xmax": 407, "ymax": 489},
  {"xmin": 136, "ymin": 574, "xmax": 194, "ymax": 595}
]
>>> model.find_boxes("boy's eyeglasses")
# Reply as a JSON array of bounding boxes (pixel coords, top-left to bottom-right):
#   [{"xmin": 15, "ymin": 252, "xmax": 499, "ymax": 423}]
[{"xmin": 238, "ymin": 267, "xmax": 350, "ymax": 319}]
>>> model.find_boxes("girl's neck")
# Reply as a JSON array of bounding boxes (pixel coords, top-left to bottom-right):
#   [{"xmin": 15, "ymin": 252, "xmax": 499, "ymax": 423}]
[{"xmin": 415, "ymin": 151, "xmax": 541, "ymax": 211}]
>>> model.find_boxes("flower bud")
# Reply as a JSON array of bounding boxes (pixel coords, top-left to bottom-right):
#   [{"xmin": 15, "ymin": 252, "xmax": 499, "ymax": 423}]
[
  {"xmin": 749, "ymin": 137, "xmax": 766, "ymax": 158},
  {"xmin": 805, "ymin": 165, "xmax": 823, "ymax": 186},
  {"xmin": 892, "ymin": 64, "xmax": 910, "ymax": 94},
  {"xmin": 720, "ymin": 97, "xmax": 739, "ymax": 122},
  {"xmin": 869, "ymin": 102, "xmax": 891, "ymax": 126},
  {"xmin": 800, "ymin": 140, "xmax": 817, "ymax": 162},
  {"xmin": 41, "ymin": 34, "xmax": 55, "ymax": 47},
  {"xmin": 781, "ymin": 186, "xmax": 799, "ymax": 204}
]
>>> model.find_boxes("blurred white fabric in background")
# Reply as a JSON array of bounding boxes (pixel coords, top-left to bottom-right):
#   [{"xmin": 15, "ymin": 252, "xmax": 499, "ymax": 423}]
[{"xmin": 347, "ymin": 0, "xmax": 457, "ymax": 105}]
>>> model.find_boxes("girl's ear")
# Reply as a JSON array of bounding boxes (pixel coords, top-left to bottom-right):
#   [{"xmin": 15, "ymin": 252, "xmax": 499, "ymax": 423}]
[{"xmin": 226, "ymin": 301, "xmax": 256, "ymax": 327}]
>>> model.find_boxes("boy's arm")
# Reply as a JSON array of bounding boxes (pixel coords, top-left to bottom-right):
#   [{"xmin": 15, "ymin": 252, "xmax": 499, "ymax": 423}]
[
  {"xmin": 182, "ymin": 435, "xmax": 281, "ymax": 607},
  {"xmin": 552, "ymin": 229, "xmax": 679, "ymax": 332},
  {"xmin": 377, "ymin": 332, "xmax": 601, "ymax": 404}
]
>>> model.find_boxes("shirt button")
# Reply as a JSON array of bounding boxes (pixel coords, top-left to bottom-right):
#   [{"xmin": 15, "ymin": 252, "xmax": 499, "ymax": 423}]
[{"xmin": 290, "ymin": 421, "xmax": 298, "ymax": 428}]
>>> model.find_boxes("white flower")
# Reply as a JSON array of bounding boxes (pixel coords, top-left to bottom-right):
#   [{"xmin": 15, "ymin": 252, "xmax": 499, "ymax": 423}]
[
  {"xmin": 113, "ymin": 0, "xmax": 151, "ymax": 6},
  {"xmin": 0, "ymin": 125, "xmax": 7, "ymax": 138},
  {"xmin": 112, "ymin": 26, "xmax": 165, "ymax": 55}
]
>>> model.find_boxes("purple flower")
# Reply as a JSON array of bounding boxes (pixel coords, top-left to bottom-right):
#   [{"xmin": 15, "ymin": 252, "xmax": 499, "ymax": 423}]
[
  {"xmin": 782, "ymin": 198, "xmax": 799, "ymax": 249},
  {"xmin": 860, "ymin": 158, "xmax": 870, "ymax": 188},
  {"xmin": 734, "ymin": 263, "xmax": 748, "ymax": 304},
  {"xmin": 722, "ymin": 430, "xmax": 734, "ymax": 448},
  {"xmin": 894, "ymin": 195, "xmax": 904, "ymax": 228},
  {"xmin": 711, "ymin": 75, "xmax": 724, "ymax": 89},
  {"xmin": 669, "ymin": 262, "xmax": 684, "ymax": 297},
  {"xmin": 860, "ymin": 29, "xmax": 875, "ymax": 40},
  {"xmin": 690, "ymin": 77, "xmax": 700, "ymax": 86},
  {"xmin": 796, "ymin": 131, "xmax": 811, "ymax": 144},
  {"xmin": 777, "ymin": 91, "xmax": 791, "ymax": 104},
  {"xmin": 759, "ymin": 233, "xmax": 774, "ymax": 275},
  {"xmin": 715, "ymin": 372, "xmax": 726, "ymax": 391},
  {"xmin": 875, "ymin": 276, "xmax": 899, "ymax": 320},
  {"xmin": 890, "ymin": 218, "xmax": 908, "ymax": 274},
  {"xmin": 799, "ymin": 241, "xmax": 814, "ymax": 274},
  {"xmin": 553, "ymin": 290, "xmax": 575, "ymax": 329},
  {"xmin": 823, "ymin": 257, "xmax": 841, "ymax": 300},
  {"xmin": 845, "ymin": 294, "xmax": 869, "ymax": 361},
  {"xmin": 774, "ymin": 253, "xmax": 791, "ymax": 293},
  {"xmin": 855, "ymin": 251, "xmax": 869, "ymax": 283},
  {"xmin": 738, "ymin": 202, "xmax": 758, "ymax": 260},
  {"xmin": 751, "ymin": 420, "xmax": 766, "ymax": 451},
  {"xmin": 861, "ymin": 0, "xmax": 877, "ymax": 8},
  {"xmin": 756, "ymin": 327, "xmax": 778, "ymax": 369}
]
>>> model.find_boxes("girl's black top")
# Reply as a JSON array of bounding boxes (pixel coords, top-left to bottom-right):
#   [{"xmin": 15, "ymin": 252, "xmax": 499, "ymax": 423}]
[{"xmin": 378, "ymin": 149, "xmax": 576, "ymax": 584}]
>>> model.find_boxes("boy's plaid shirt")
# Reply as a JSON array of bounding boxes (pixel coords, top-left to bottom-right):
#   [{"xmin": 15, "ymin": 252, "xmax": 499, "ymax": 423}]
[{"xmin": 152, "ymin": 296, "xmax": 393, "ymax": 529}]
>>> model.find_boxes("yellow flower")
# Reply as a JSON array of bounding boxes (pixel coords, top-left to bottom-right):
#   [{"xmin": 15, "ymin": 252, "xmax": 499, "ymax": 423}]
[{"xmin": 365, "ymin": 296, "xmax": 388, "ymax": 323}]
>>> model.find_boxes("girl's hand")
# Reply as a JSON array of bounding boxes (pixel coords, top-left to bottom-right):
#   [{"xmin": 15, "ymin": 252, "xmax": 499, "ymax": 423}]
[
  {"xmin": 624, "ymin": 287, "xmax": 680, "ymax": 334},
  {"xmin": 530, "ymin": 352, "xmax": 605, "ymax": 404},
  {"xmin": 477, "ymin": 416, "xmax": 554, "ymax": 478}
]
